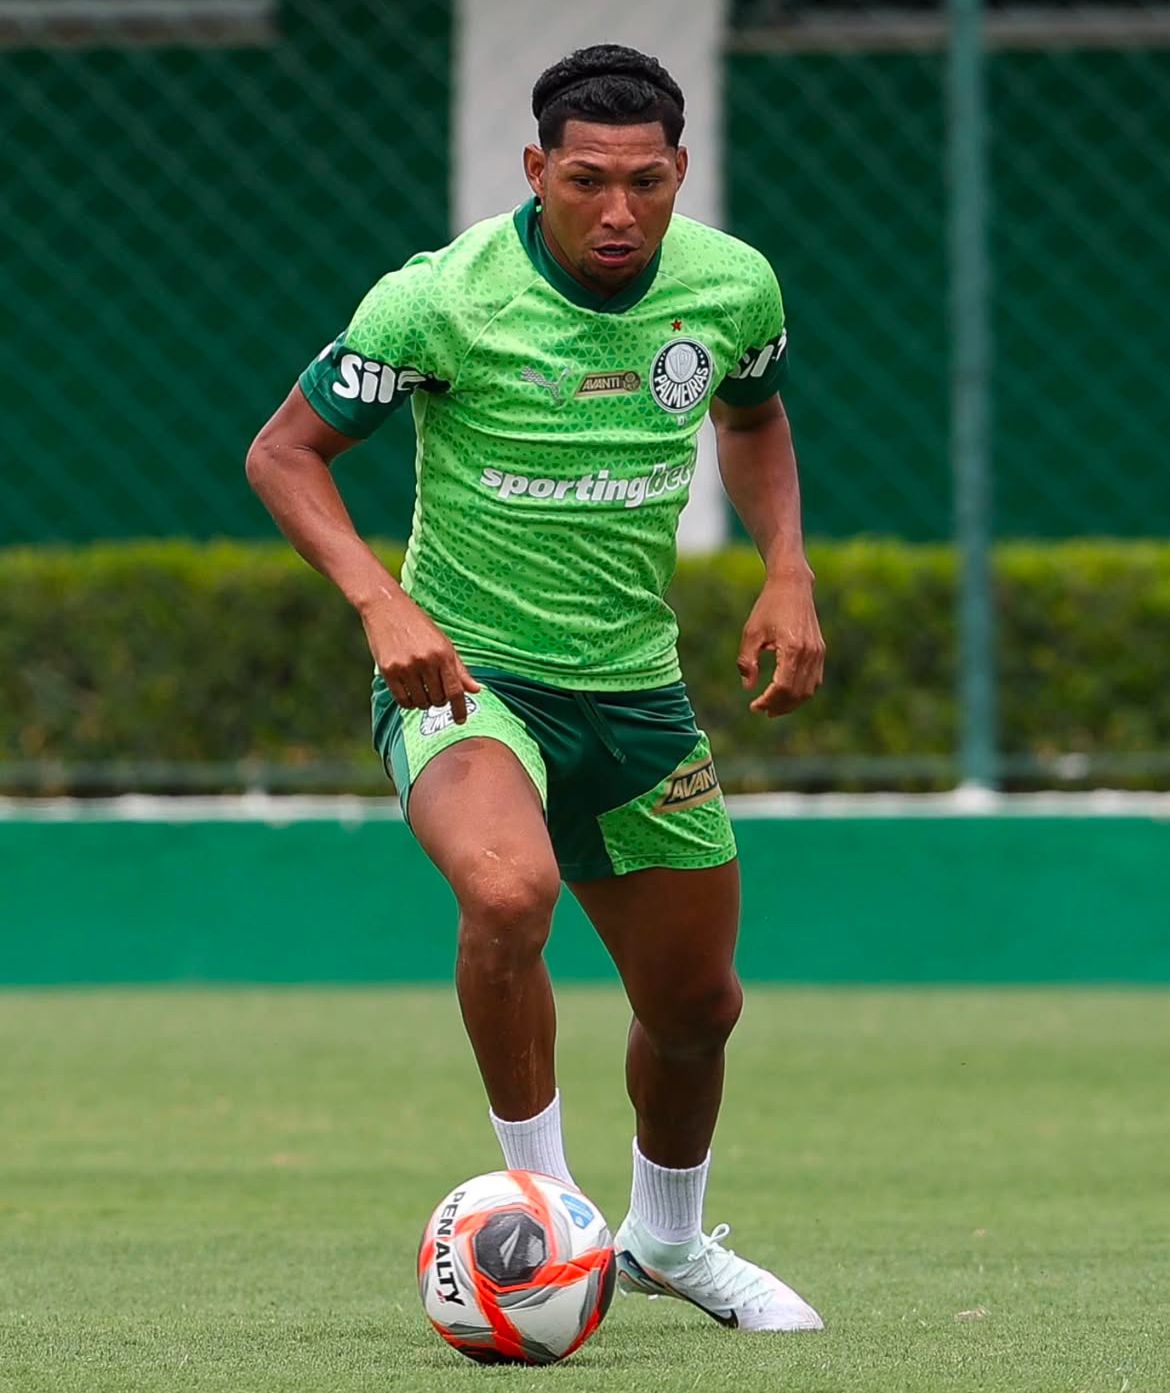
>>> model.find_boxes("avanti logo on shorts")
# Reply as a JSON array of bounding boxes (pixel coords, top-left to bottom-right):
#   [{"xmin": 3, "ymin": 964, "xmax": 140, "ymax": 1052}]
[
  {"xmin": 420, "ymin": 695, "xmax": 479, "ymax": 737},
  {"xmin": 478, "ymin": 461, "xmax": 694, "ymax": 509},
  {"xmin": 653, "ymin": 757, "xmax": 721, "ymax": 814}
]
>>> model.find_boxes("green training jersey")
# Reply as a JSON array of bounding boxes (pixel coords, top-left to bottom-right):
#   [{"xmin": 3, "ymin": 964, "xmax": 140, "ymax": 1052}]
[{"xmin": 299, "ymin": 198, "xmax": 787, "ymax": 690}]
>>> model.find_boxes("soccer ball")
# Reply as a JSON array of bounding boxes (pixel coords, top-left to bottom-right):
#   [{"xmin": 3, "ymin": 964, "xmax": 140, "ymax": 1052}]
[{"xmin": 417, "ymin": 1169, "xmax": 616, "ymax": 1365}]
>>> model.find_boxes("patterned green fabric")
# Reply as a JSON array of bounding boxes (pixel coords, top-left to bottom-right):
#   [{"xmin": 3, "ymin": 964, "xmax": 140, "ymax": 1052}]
[
  {"xmin": 371, "ymin": 669, "xmax": 736, "ymax": 881},
  {"xmin": 300, "ymin": 200, "xmax": 786, "ymax": 691},
  {"xmin": 374, "ymin": 677, "xmax": 548, "ymax": 820},
  {"xmin": 596, "ymin": 731, "xmax": 734, "ymax": 877}
]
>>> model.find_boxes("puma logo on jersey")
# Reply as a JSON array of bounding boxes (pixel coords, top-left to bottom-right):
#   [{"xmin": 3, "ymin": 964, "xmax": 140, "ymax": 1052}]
[
  {"xmin": 653, "ymin": 757, "xmax": 721, "ymax": 813},
  {"xmin": 727, "ymin": 330, "xmax": 787, "ymax": 381},
  {"xmin": 326, "ymin": 348, "xmax": 433, "ymax": 404},
  {"xmin": 519, "ymin": 365, "xmax": 571, "ymax": 406}
]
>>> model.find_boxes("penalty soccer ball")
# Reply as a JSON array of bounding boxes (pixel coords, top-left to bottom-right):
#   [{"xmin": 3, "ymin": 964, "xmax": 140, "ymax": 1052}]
[{"xmin": 417, "ymin": 1169, "xmax": 616, "ymax": 1365}]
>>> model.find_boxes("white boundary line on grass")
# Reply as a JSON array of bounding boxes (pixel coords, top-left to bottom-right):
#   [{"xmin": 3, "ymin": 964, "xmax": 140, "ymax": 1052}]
[{"xmin": 2, "ymin": 790, "xmax": 1170, "ymax": 823}]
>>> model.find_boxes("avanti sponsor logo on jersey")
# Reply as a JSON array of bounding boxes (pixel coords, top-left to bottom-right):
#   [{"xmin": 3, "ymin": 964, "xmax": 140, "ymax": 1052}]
[
  {"xmin": 650, "ymin": 337, "xmax": 713, "ymax": 414},
  {"xmin": 576, "ymin": 370, "xmax": 641, "ymax": 399},
  {"xmin": 653, "ymin": 756, "xmax": 721, "ymax": 814},
  {"xmin": 420, "ymin": 696, "xmax": 479, "ymax": 737},
  {"xmin": 728, "ymin": 330, "xmax": 787, "ymax": 382},
  {"xmin": 478, "ymin": 459, "xmax": 694, "ymax": 510}
]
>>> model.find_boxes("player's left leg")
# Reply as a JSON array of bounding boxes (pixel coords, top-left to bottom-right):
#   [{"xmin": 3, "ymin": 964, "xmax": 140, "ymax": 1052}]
[
  {"xmin": 570, "ymin": 863, "xmax": 823, "ymax": 1333},
  {"xmin": 571, "ymin": 860, "xmax": 742, "ymax": 1169}
]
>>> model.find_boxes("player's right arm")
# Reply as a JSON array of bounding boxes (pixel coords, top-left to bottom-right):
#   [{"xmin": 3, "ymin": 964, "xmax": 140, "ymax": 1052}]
[
  {"xmin": 246, "ymin": 387, "xmax": 477, "ymax": 720},
  {"xmin": 245, "ymin": 262, "xmax": 478, "ymax": 720}
]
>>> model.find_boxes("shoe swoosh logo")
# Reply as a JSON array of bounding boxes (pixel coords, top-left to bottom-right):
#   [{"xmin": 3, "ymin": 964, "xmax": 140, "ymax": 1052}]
[
  {"xmin": 617, "ymin": 1251, "xmax": 739, "ymax": 1329},
  {"xmin": 655, "ymin": 1278, "xmax": 738, "ymax": 1329}
]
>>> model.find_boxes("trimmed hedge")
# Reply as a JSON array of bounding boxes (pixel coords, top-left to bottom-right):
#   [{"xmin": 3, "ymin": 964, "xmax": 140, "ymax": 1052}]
[{"xmin": 2, "ymin": 540, "xmax": 1169, "ymax": 790}]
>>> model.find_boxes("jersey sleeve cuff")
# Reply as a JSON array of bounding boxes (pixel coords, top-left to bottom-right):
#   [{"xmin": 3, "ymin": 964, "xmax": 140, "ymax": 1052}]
[
  {"xmin": 297, "ymin": 366, "xmax": 377, "ymax": 439},
  {"xmin": 714, "ymin": 354, "xmax": 788, "ymax": 407}
]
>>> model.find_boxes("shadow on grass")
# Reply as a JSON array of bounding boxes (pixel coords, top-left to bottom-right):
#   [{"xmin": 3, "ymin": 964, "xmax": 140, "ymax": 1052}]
[{"xmin": 409, "ymin": 1321, "xmax": 746, "ymax": 1375}]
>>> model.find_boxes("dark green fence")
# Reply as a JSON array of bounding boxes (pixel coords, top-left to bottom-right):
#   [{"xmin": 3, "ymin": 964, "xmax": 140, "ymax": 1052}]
[
  {"xmin": 3, "ymin": 5, "xmax": 1167, "ymax": 545},
  {"xmin": 729, "ymin": 44, "xmax": 1170, "ymax": 540},
  {"xmin": 1, "ymin": 0, "xmax": 449, "ymax": 546}
]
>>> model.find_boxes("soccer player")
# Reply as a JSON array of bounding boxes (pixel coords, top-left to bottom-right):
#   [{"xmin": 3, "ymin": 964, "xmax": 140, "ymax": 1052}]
[{"xmin": 246, "ymin": 45, "xmax": 826, "ymax": 1333}]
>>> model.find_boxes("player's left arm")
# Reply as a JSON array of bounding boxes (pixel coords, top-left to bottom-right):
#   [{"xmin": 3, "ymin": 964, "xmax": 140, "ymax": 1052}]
[{"xmin": 711, "ymin": 392, "xmax": 825, "ymax": 717}]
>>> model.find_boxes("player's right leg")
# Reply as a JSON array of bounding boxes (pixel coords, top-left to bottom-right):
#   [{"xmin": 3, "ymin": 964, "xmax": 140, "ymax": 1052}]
[
  {"xmin": 374, "ymin": 678, "xmax": 575, "ymax": 1184},
  {"xmin": 408, "ymin": 736, "xmax": 561, "ymax": 1125}
]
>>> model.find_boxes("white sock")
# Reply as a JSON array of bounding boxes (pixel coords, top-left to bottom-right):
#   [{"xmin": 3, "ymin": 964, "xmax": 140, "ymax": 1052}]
[
  {"xmin": 630, "ymin": 1138, "xmax": 710, "ymax": 1245},
  {"xmin": 489, "ymin": 1089, "xmax": 575, "ymax": 1186}
]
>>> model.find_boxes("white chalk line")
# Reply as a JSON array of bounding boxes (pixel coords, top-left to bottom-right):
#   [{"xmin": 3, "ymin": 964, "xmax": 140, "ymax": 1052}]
[{"xmin": 2, "ymin": 789, "xmax": 1169, "ymax": 823}]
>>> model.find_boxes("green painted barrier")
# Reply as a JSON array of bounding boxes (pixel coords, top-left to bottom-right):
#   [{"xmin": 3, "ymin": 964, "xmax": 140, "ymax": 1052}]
[{"xmin": 1, "ymin": 818, "xmax": 1167, "ymax": 985}]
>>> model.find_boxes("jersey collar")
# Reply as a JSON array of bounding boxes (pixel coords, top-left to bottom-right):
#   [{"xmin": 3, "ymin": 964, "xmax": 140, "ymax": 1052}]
[{"xmin": 513, "ymin": 198, "xmax": 661, "ymax": 314}]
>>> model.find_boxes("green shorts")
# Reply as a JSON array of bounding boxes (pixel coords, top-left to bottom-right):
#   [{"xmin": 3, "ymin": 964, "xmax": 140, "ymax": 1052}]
[{"xmin": 372, "ymin": 667, "xmax": 737, "ymax": 881}]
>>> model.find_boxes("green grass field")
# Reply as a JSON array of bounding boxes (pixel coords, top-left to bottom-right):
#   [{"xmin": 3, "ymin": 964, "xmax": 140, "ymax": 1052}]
[{"xmin": 1, "ymin": 988, "xmax": 1166, "ymax": 1392}]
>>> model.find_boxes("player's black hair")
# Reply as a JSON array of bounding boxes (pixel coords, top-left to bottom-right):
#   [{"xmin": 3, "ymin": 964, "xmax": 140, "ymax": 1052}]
[{"xmin": 532, "ymin": 45, "xmax": 685, "ymax": 150}]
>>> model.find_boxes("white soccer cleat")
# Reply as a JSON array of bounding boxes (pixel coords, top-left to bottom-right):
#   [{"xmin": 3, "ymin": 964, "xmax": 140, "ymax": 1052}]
[{"xmin": 614, "ymin": 1213, "xmax": 824, "ymax": 1333}]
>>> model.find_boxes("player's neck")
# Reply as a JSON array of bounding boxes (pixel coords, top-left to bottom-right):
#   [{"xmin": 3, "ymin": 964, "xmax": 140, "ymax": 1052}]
[{"xmin": 537, "ymin": 215, "xmax": 625, "ymax": 300}]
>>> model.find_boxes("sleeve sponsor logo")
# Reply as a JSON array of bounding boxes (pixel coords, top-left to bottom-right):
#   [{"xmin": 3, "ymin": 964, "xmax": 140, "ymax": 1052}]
[
  {"xmin": 652, "ymin": 756, "xmax": 722, "ymax": 814},
  {"xmin": 477, "ymin": 459, "xmax": 694, "ymax": 510},
  {"xmin": 331, "ymin": 351, "xmax": 433, "ymax": 404},
  {"xmin": 727, "ymin": 330, "xmax": 787, "ymax": 381},
  {"xmin": 650, "ymin": 337, "xmax": 713, "ymax": 413},
  {"xmin": 312, "ymin": 339, "xmax": 446, "ymax": 405}
]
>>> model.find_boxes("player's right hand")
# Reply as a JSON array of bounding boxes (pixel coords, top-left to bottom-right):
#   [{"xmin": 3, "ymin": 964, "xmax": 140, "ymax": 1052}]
[{"xmin": 359, "ymin": 589, "xmax": 481, "ymax": 723}]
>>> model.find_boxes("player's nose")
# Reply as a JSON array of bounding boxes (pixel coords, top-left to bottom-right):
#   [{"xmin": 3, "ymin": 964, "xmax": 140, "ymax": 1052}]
[{"xmin": 599, "ymin": 188, "xmax": 636, "ymax": 232}]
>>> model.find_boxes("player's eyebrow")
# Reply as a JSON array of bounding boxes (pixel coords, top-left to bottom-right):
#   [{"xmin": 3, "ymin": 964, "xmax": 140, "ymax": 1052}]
[{"xmin": 560, "ymin": 157, "xmax": 672, "ymax": 174}]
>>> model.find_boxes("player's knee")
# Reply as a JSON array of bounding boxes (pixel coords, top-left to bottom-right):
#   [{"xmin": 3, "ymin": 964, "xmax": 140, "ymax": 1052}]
[
  {"xmin": 456, "ymin": 861, "xmax": 559, "ymax": 972},
  {"xmin": 643, "ymin": 975, "xmax": 743, "ymax": 1059}
]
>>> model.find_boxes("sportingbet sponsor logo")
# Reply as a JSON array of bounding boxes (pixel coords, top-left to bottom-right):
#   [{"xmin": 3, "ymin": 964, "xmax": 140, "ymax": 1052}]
[
  {"xmin": 653, "ymin": 757, "xmax": 721, "ymax": 814},
  {"xmin": 420, "ymin": 695, "xmax": 479, "ymax": 737},
  {"xmin": 478, "ymin": 461, "xmax": 694, "ymax": 510}
]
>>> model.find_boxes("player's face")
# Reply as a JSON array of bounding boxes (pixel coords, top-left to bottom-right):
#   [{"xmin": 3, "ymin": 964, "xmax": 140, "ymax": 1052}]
[{"xmin": 524, "ymin": 120, "xmax": 688, "ymax": 294}]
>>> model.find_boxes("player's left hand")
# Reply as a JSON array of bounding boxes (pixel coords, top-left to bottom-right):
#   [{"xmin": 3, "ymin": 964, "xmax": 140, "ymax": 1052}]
[{"xmin": 737, "ymin": 567, "xmax": 826, "ymax": 717}]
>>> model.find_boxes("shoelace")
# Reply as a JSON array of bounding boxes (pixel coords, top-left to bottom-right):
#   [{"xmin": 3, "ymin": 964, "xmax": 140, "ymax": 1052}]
[
  {"xmin": 685, "ymin": 1221, "xmax": 734, "ymax": 1262},
  {"xmin": 681, "ymin": 1223, "xmax": 778, "ymax": 1311}
]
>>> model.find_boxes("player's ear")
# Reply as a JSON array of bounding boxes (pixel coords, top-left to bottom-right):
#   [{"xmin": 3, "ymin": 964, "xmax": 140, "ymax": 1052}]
[
  {"xmin": 674, "ymin": 145, "xmax": 689, "ymax": 189},
  {"xmin": 523, "ymin": 144, "xmax": 547, "ymax": 202}
]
